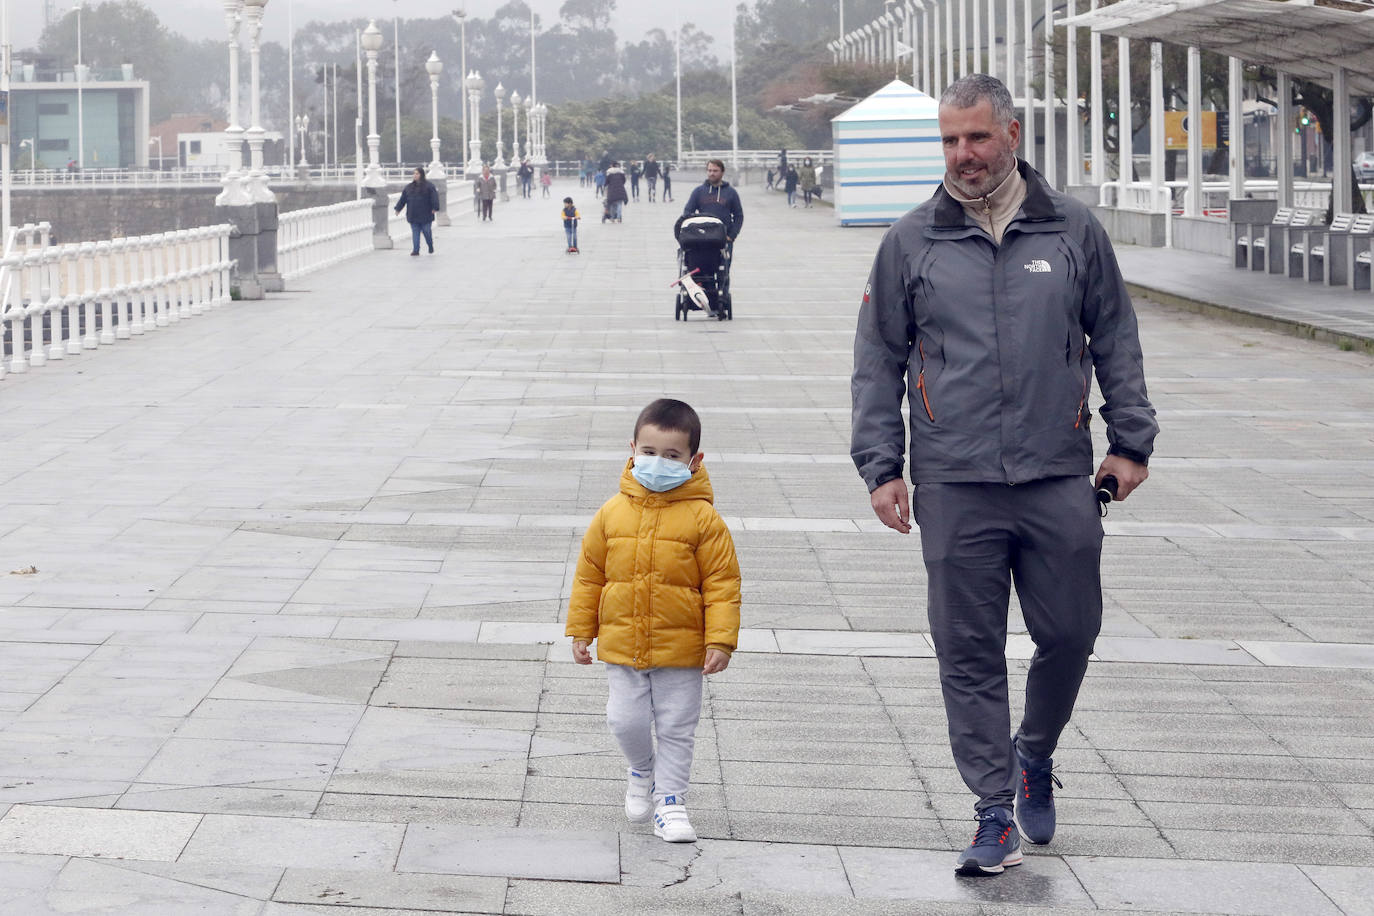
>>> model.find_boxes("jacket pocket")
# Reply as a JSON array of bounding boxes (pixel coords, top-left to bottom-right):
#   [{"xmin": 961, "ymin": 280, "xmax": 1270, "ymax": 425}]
[{"xmin": 916, "ymin": 340, "xmax": 935, "ymax": 423}]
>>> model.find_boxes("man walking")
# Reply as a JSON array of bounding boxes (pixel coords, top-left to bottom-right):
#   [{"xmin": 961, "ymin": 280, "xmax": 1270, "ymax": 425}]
[
  {"xmin": 644, "ymin": 154, "xmax": 660, "ymax": 202},
  {"xmin": 850, "ymin": 74, "xmax": 1157, "ymax": 878},
  {"xmin": 681, "ymin": 159, "xmax": 743, "ymax": 243}
]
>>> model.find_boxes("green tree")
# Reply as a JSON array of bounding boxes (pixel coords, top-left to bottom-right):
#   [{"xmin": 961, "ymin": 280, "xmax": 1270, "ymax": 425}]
[{"xmin": 39, "ymin": 0, "xmax": 176, "ymax": 120}]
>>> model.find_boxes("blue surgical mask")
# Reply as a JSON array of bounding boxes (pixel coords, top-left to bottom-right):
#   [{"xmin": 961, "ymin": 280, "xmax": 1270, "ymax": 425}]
[{"xmin": 632, "ymin": 455, "xmax": 693, "ymax": 492}]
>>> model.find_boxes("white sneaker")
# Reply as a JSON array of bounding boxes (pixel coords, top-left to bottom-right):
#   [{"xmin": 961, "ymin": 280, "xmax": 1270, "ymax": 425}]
[
  {"xmin": 624, "ymin": 769, "xmax": 654, "ymax": 823},
  {"xmin": 653, "ymin": 795, "xmax": 697, "ymax": 842}
]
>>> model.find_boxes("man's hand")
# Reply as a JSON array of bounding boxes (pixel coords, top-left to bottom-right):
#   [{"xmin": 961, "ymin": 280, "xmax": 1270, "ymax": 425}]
[
  {"xmin": 571, "ymin": 640, "xmax": 593, "ymax": 665},
  {"xmin": 703, "ymin": 649, "xmax": 730, "ymax": 675},
  {"xmin": 1095, "ymin": 455, "xmax": 1149, "ymax": 500},
  {"xmin": 870, "ymin": 478, "xmax": 912, "ymax": 534}
]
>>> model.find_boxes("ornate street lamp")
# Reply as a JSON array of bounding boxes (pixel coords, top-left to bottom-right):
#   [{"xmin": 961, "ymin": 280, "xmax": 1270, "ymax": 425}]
[
  {"xmin": 295, "ymin": 114, "xmax": 309, "ymax": 167},
  {"xmin": 216, "ymin": 0, "xmax": 250, "ymax": 206},
  {"xmin": 241, "ymin": 0, "xmax": 274, "ymax": 203},
  {"xmin": 425, "ymin": 51, "xmax": 445, "ymax": 181},
  {"xmin": 510, "ymin": 90, "xmax": 521, "ymax": 166},
  {"xmin": 464, "ymin": 70, "xmax": 484, "ymax": 177},
  {"xmin": 452, "ymin": 9, "xmax": 467, "ymax": 178},
  {"xmin": 360, "ymin": 20, "xmax": 385, "ymax": 188},
  {"xmin": 493, "ymin": 82, "xmax": 506, "ymax": 169}
]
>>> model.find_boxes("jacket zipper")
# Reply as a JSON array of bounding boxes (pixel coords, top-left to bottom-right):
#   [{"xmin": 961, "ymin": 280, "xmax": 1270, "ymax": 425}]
[
  {"xmin": 1073, "ymin": 345, "xmax": 1087, "ymax": 428},
  {"xmin": 916, "ymin": 341, "xmax": 935, "ymax": 422}
]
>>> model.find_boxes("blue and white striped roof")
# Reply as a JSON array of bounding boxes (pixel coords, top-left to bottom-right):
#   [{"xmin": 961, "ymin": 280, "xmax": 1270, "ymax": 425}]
[{"xmin": 831, "ymin": 80, "xmax": 944, "ymax": 227}]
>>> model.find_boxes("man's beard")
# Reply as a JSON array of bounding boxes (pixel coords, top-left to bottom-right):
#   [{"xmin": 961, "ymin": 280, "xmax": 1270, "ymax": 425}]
[{"xmin": 948, "ymin": 150, "xmax": 1016, "ymax": 199}]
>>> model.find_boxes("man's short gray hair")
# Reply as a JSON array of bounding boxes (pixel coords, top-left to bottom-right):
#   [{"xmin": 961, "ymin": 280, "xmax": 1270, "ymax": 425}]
[{"xmin": 940, "ymin": 74, "xmax": 1016, "ymax": 126}]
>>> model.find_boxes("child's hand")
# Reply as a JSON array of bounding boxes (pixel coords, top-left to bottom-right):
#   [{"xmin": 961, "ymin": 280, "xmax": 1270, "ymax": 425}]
[
  {"xmin": 571, "ymin": 640, "xmax": 593, "ymax": 665},
  {"xmin": 703, "ymin": 649, "xmax": 730, "ymax": 675}
]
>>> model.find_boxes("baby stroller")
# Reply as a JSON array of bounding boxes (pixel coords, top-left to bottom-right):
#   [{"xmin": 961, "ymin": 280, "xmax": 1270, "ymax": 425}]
[{"xmin": 672, "ymin": 215, "xmax": 732, "ymax": 321}]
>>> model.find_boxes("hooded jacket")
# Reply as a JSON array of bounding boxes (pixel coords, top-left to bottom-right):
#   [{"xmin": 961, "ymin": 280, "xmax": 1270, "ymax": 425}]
[
  {"xmin": 851, "ymin": 160, "xmax": 1157, "ymax": 491},
  {"xmin": 605, "ymin": 167, "xmax": 629, "ymax": 205},
  {"xmin": 683, "ymin": 180, "xmax": 743, "ymax": 238},
  {"xmin": 566, "ymin": 460, "xmax": 741, "ymax": 670}
]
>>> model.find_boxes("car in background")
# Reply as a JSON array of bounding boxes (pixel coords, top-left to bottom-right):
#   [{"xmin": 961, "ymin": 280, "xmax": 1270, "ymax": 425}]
[{"xmin": 1357, "ymin": 151, "xmax": 1374, "ymax": 182}]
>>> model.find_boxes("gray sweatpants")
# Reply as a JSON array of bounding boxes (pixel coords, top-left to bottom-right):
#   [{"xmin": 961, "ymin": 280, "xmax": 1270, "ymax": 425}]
[
  {"xmin": 916, "ymin": 477, "xmax": 1103, "ymax": 813},
  {"xmin": 605, "ymin": 664, "xmax": 704, "ymax": 800}
]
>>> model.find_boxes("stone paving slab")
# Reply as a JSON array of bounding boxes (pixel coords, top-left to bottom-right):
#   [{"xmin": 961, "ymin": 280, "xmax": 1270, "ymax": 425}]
[{"xmin": 0, "ymin": 180, "xmax": 1372, "ymax": 912}]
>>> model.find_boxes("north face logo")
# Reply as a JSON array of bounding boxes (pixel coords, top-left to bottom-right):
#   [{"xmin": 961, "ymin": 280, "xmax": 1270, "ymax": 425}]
[{"xmin": 1023, "ymin": 260, "xmax": 1052, "ymax": 273}]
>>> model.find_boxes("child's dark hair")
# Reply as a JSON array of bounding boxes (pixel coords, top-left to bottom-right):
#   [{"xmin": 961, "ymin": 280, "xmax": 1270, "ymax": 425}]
[
  {"xmin": 634, "ymin": 399, "xmax": 701, "ymax": 453},
  {"xmin": 563, "ymin": 196, "xmax": 573, "ymax": 204}
]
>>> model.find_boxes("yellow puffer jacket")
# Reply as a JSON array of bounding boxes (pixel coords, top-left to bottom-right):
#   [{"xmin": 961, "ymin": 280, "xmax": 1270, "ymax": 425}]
[{"xmin": 566, "ymin": 459, "xmax": 741, "ymax": 669}]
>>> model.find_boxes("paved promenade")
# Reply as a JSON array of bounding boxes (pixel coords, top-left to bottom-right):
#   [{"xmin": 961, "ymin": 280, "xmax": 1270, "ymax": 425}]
[{"xmin": 0, "ymin": 180, "xmax": 1372, "ymax": 915}]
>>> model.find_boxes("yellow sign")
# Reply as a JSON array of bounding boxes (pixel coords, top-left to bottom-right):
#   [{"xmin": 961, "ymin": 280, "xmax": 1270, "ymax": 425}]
[{"xmin": 1164, "ymin": 111, "xmax": 1217, "ymax": 151}]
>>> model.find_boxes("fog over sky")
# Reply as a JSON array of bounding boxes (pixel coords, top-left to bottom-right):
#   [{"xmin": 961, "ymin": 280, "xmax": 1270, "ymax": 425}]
[{"xmin": 12, "ymin": 0, "xmax": 742, "ymax": 54}]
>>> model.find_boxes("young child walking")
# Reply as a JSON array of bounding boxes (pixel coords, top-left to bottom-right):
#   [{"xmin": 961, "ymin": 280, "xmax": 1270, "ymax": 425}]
[
  {"xmin": 566, "ymin": 399, "xmax": 741, "ymax": 843},
  {"xmin": 561, "ymin": 197, "xmax": 580, "ymax": 253}
]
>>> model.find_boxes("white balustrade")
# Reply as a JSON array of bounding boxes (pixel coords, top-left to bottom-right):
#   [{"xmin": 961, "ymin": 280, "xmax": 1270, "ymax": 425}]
[
  {"xmin": 278, "ymin": 199, "xmax": 376, "ymax": 282},
  {"xmin": 0, "ymin": 223, "xmax": 232, "ymax": 381}
]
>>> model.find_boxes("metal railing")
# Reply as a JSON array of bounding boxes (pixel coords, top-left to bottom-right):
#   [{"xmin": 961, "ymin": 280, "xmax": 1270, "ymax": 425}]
[
  {"xmin": 8, "ymin": 164, "xmax": 454, "ymax": 189},
  {"xmin": 278, "ymin": 200, "xmax": 374, "ymax": 282},
  {"xmin": 1, "ymin": 222, "xmax": 232, "ymax": 380}
]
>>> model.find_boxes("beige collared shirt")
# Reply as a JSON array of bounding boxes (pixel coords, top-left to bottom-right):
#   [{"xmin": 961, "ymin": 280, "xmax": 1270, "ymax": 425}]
[{"xmin": 943, "ymin": 166, "xmax": 1028, "ymax": 245}]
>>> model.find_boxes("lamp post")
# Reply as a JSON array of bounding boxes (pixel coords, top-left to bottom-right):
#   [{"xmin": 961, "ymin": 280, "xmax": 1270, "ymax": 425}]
[
  {"xmin": 393, "ymin": 0, "xmax": 402, "ymax": 165},
  {"xmin": 452, "ymin": 9, "xmax": 467, "ymax": 180},
  {"xmin": 216, "ymin": 0, "xmax": 250, "ymax": 205},
  {"xmin": 360, "ymin": 19, "xmax": 384, "ymax": 188},
  {"xmin": 20, "ymin": 138, "xmax": 34, "ymax": 178},
  {"xmin": 148, "ymin": 136, "xmax": 162, "ymax": 170},
  {"xmin": 241, "ymin": 0, "xmax": 273, "ymax": 202},
  {"xmin": 75, "ymin": 1, "xmax": 84, "ymax": 169},
  {"xmin": 465, "ymin": 70, "xmax": 483, "ymax": 176},
  {"xmin": 510, "ymin": 89, "xmax": 521, "ymax": 166},
  {"xmin": 295, "ymin": 114, "xmax": 309, "ymax": 166},
  {"xmin": 425, "ymin": 51, "xmax": 445, "ymax": 180},
  {"xmin": 494, "ymin": 82, "xmax": 506, "ymax": 169},
  {"xmin": 535, "ymin": 103, "xmax": 547, "ymax": 164}
]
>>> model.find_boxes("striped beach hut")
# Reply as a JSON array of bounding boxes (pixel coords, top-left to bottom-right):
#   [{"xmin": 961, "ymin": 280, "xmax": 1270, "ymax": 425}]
[{"xmin": 831, "ymin": 80, "xmax": 943, "ymax": 227}]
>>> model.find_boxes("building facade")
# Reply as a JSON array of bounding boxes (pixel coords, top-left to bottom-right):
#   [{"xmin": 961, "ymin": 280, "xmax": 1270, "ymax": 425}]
[{"xmin": 10, "ymin": 61, "xmax": 150, "ymax": 170}]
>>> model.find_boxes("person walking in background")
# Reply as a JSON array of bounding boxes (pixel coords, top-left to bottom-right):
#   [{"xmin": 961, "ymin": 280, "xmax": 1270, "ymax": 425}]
[
  {"xmin": 630, "ymin": 161, "xmax": 642, "ymax": 201},
  {"xmin": 605, "ymin": 161, "xmax": 628, "ymax": 222},
  {"xmin": 783, "ymin": 164, "xmax": 799, "ymax": 208},
  {"xmin": 594, "ymin": 168, "xmax": 607, "ymax": 198},
  {"xmin": 476, "ymin": 165, "xmax": 498, "ymax": 221},
  {"xmin": 644, "ymin": 154, "xmax": 660, "ymax": 202},
  {"xmin": 541, "ymin": 169, "xmax": 553, "ymax": 198},
  {"xmin": 661, "ymin": 162, "xmax": 673, "ymax": 202},
  {"xmin": 566, "ymin": 398, "xmax": 741, "ymax": 844},
  {"xmin": 518, "ymin": 158, "xmax": 535, "ymax": 199},
  {"xmin": 798, "ymin": 157, "xmax": 818, "ymax": 208},
  {"xmin": 393, "ymin": 166, "xmax": 442, "ymax": 255},
  {"xmin": 851, "ymin": 74, "xmax": 1157, "ymax": 878},
  {"xmin": 561, "ymin": 196, "xmax": 580, "ymax": 253}
]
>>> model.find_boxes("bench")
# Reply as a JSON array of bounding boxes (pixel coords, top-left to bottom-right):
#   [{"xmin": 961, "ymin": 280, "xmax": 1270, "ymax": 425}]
[
  {"xmin": 1236, "ymin": 206, "xmax": 1290, "ymax": 271},
  {"xmin": 1275, "ymin": 208, "xmax": 1319, "ymax": 276},
  {"xmin": 1353, "ymin": 213, "xmax": 1374, "ymax": 291},
  {"xmin": 1298, "ymin": 212, "xmax": 1354, "ymax": 284}
]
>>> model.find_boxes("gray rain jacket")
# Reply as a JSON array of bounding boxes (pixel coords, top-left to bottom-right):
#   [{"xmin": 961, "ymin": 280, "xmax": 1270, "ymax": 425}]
[{"xmin": 851, "ymin": 160, "xmax": 1158, "ymax": 492}]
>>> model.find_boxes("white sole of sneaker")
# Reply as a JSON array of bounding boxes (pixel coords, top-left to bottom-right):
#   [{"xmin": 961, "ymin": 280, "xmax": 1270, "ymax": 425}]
[
  {"xmin": 653, "ymin": 826, "xmax": 697, "ymax": 843},
  {"xmin": 955, "ymin": 851, "xmax": 1023, "ymax": 876}
]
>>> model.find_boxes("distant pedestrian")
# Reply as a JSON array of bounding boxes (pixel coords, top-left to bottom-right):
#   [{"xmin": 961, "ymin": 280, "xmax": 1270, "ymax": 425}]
[
  {"xmin": 393, "ymin": 166, "xmax": 442, "ymax": 255},
  {"xmin": 566, "ymin": 398, "xmax": 741, "ymax": 845},
  {"xmin": 784, "ymin": 165, "xmax": 799, "ymax": 208},
  {"xmin": 604, "ymin": 162, "xmax": 628, "ymax": 222},
  {"xmin": 594, "ymin": 169, "xmax": 606, "ymax": 198},
  {"xmin": 561, "ymin": 196, "xmax": 580, "ymax": 253},
  {"xmin": 799, "ymin": 157, "xmax": 818, "ymax": 207},
  {"xmin": 630, "ymin": 161, "xmax": 642, "ymax": 201},
  {"xmin": 476, "ymin": 165, "xmax": 498, "ymax": 221},
  {"xmin": 518, "ymin": 158, "xmax": 535, "ymax": 198},
  {"xmin": 541, "ymin": 170, "xmax": 553, "ymax": 198},
  {"xmin": 643, "ymin": 154, "xmax": 660, "ymax": 202},
  {"xmin": 766, "ymin": 167, "xmax": 776, "ymax": 190},
  {"xmin": 661, "ymin": 162, "xmax": 673, "ymax": 202}
]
